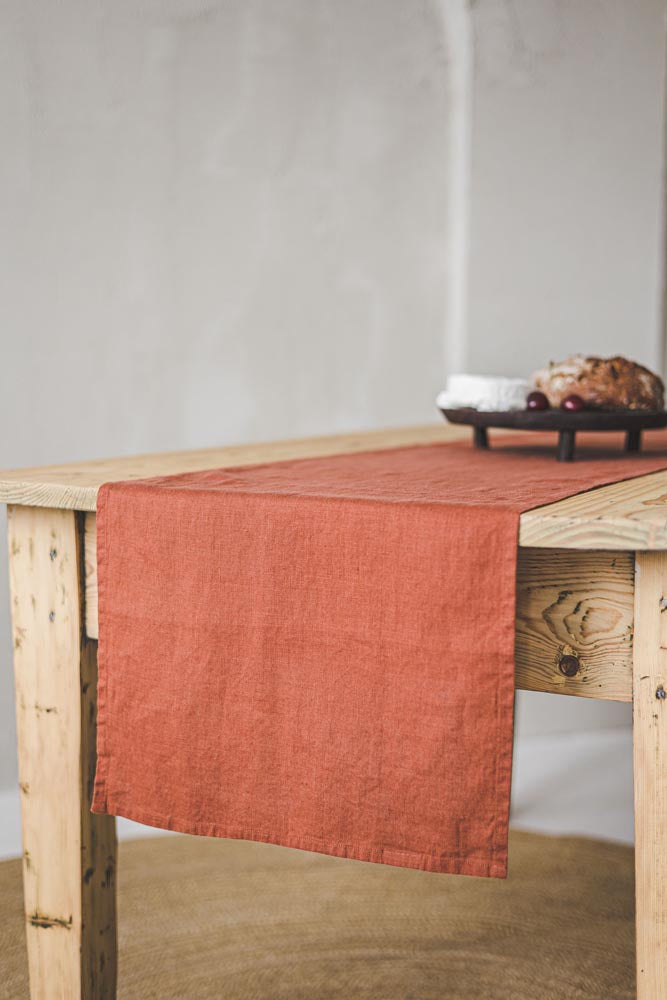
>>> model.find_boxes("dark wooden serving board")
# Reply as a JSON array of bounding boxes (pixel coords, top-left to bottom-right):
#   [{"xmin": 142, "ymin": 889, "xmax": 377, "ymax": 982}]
[{"xmin": 439, "ymin": 407, "xmax": 667, "ymax": 461}]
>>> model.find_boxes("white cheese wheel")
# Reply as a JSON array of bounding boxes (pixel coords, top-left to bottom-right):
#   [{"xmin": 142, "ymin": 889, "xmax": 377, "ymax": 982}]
[{"xmin": 436, "ymin": 374, "xmax": 529, "ymax": 412}]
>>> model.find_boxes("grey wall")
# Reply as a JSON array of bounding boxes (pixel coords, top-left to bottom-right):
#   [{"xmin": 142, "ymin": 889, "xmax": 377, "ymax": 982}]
[
  {"xmin": 466, "ymin": 0, "xmax": 667, "ymax": 743},
  {"xmin": 0, "ymin": 0, "xmax": 451, "ymax": 792},
  {"xmin": 467, "ymin": 0, "xmax": 666, "ymax": 377},
  {"xmin": 0, "ymin": 0, "xmax": 665, "ymax": 800}
]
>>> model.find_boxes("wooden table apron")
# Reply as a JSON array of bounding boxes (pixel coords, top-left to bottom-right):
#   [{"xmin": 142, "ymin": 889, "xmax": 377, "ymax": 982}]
[{"xmin": 2, "ymin": 424, "xmax": 667, "ymax": 1000}]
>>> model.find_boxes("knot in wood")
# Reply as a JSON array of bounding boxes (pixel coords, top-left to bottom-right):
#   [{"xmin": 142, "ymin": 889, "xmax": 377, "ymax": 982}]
[{"xmin": 558, "ymin": 654, "xmax": 581, "ymax": 678}]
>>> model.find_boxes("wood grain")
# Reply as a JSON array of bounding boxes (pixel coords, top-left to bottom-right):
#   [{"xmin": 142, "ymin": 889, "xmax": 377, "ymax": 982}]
[
  {"xmin": 84, "ymin": 513, "xmax": 97, "ymax": 641},
  {"xmin": 0, "ymin": 425, "xmax": 461, "ymax": 512},
  {"xmin": 518, "ymin": 469, "xmax": 667, "ymax": 550},
  {"xmin": 515, "ymin": 549, "xmax": 633, "ymax": 701},
  {"xmin": 3, "ymin": 424, "xmax": 667, "ymax": 549},
  {"xmin": 633, "ymin": 552, "xmax": 667, "ymax": 999},
  {"xmin": 85, "ymin": 514, "xmax": 633, "ymax": 701},
  {"xmin": 8, "ymin": 506, "xmax": 117, "ymax": 999}
]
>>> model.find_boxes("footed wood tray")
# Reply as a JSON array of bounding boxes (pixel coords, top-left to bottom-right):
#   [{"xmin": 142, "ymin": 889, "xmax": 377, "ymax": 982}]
[{"xmin": 439, "ymin": 407, "xmax": 667, "ymax": 462}]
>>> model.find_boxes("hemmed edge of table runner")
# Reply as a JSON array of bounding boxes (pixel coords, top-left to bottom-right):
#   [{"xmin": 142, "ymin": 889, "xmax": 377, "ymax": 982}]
[
  {"xmin": 90, "ymin": 801, "xmax": 509, "ymax": 877},
  {"xmin": 92, "ymin": 482, "xmax": 113, "ymax": 844}
]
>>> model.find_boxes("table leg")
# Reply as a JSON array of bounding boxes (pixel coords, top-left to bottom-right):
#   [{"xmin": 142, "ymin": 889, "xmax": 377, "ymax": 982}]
[
  {"xmin": 633, "ymin": 552, "xmax": 667, "ymax": 1000},
  {"xmin": 8, "ymin": 506, "xmax": 117, "ymax": 999}
]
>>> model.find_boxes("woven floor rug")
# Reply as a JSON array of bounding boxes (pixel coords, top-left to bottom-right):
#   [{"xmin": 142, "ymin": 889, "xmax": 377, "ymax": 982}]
[{"xmin": 0, "ymin": 830, "xmax": 634, "ymax": 999}]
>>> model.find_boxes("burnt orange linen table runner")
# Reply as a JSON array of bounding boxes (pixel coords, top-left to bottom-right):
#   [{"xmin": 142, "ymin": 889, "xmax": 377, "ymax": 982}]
[{"xmin": 92, "ymin": 432, "xmax": 667, "ymax": 878}]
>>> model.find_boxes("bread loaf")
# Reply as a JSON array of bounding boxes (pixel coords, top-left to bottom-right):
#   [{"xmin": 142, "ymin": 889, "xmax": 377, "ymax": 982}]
[{"xmin": 531, "ymin": 355, "xmax": 664, "ymax": 411}]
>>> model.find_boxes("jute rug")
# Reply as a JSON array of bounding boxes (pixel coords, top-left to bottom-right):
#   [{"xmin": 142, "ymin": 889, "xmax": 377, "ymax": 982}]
[{"xmin": 0, "ymin": 830, "xmax": 634, "ymax": 999}]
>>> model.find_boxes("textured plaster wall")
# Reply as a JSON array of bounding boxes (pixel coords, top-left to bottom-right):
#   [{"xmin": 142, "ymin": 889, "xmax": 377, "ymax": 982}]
[
  {"xmin": 467, "ymin": 0, "xmax": 666, "ymax": 377},
  {"xmin": 0, "ymin": 0, "xmax": 451, "ymax": 792}
]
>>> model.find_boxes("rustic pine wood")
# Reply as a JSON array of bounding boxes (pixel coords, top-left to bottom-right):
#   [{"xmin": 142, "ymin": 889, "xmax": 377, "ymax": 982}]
[
  {"xmin": 84, "ymin": 514, "xmax": 97, "ymax": 638},
  {"xmin": 1, "ymin": 423, "xmax": 667, "ymax": 549},
  {"xmin": 515, "ymin": 548, "xmax": 633, "ymax": 701},
  {"xmin": 519, "ymin": 471, "xmax": 667, "ymax": 550},
  {"xmin": 633, "ymin": 552, "xmax": 667, "ymax": 1000},
  {"xmin": 84, "ymin": 513, "xmax": 634, "ymax": 701},
  {"xmin": 8, "ymin": 505, "xmax": 117, "ymax": 1000},
  {"xmin": 0, "ymin": 426, "xmax": 460, "ymax": 512},
  {"xmin": 7, "ymin": 424, "xmax": 667, "ymax": 1000}
]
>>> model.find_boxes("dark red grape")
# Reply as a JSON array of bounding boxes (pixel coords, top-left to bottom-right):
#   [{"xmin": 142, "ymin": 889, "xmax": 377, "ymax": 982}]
[
  {"xmin": 561, "ymin": 394, "xmax": 586, "ymax": 412},
  {"xmin": 526, "ymin": 391, "xmax": 549, "ymax": 411}
]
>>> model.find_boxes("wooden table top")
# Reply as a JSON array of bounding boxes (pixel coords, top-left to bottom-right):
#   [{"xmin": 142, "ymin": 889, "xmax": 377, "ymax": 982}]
[{"xmin": 2, "ymin": 423, "xmax": 667, "ymax": 550}]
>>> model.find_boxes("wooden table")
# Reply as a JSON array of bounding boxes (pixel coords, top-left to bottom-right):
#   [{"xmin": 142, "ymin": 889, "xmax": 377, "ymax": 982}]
[{"xmin": 3, "ymin": 423, "xmax": 667, "ymax": 999}]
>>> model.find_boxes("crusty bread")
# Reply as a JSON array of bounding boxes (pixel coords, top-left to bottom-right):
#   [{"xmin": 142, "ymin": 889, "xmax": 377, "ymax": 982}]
[{"xmin": 532, "ymin": 355, "xmax": 664, "ymax": 411}]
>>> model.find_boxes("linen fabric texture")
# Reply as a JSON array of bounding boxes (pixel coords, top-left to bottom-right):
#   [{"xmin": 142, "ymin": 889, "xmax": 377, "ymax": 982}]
[{"xmin": 92, "ymin": 433, "xmax": 667, "ymax": 877}]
